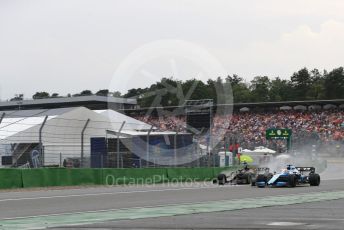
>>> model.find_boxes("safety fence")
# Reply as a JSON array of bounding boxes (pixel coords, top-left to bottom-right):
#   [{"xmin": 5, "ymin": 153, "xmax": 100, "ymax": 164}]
[{"xmin": 0, "ymin": 166, "xmax": 239, "ymax": 189}]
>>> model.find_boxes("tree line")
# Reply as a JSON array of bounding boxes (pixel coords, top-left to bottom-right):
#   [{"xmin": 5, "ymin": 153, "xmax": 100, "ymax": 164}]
[
  {"xmin": 10, "ymin": 67, "xmax": 344, "ymax": 106},
  {"xmin": 123, "ymin": 67, "xmax": 344, "ymax": 106}
]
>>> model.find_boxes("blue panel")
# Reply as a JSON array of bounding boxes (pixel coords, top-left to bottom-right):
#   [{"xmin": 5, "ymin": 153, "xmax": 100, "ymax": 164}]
[
  {"xmin": 256, "ymin": 181, "xmax": 266, "ymax": 187},
  {"xmin": 131, "ymin": 134, "xmax": 194, "ymax": 165},
  {"xmin": 276, "ymin": 181, "xmax": 288, "ymax": 187},
  {"xmin": 90, "ymin": 137, "xmax": 107, "ymax": 168}
]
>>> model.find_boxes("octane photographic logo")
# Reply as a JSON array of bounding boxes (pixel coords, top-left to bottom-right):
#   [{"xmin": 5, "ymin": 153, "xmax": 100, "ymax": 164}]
[{"xmin": 108, "ymin": 39, "xmax": 233, "ymax": 166}]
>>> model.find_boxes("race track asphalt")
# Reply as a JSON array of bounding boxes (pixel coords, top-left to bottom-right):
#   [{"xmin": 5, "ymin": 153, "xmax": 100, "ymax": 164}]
[
  {"xmin": 1, "ymin": 179, "xmax": 344, "ymax": 219},
  {"xmin": 65, "ymin": 199, "xmax": 344, "ymax": 230},
  {"xmin": 0, "ymin": 166, "xmax": 343, "ymax": 229}
]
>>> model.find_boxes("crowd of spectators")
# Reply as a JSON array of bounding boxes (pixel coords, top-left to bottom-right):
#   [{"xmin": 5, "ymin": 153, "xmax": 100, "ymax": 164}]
[
  {"xmin": 134, "ymin": 109, "xmax": 344, "ymax": 152},
  {"xmin": 224, "ymin": 110, "xmax": 344, "ymax": 152},
  {"xmin": 136, "ymin": 115, "xmax": 186, "ymax": 132}
]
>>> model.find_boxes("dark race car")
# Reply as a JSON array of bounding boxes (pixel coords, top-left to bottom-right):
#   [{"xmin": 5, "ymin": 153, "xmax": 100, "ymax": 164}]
[{"xmin": 214, "ymin": 163, "xmax": 257, "ymax": 185}]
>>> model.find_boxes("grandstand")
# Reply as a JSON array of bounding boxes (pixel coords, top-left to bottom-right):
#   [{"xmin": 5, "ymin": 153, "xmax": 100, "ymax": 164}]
[{"xmin": 131, "ymin": 100, "xmax": 344, "ymax": 156}]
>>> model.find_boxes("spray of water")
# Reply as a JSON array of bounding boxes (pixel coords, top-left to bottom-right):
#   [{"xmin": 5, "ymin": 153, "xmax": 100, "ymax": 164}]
[{"xmin": 263, "ymin": 143, "xmax": 344, "ymax": 180}]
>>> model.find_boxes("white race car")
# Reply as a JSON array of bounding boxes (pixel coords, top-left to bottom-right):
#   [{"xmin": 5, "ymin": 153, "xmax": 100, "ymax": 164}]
[{"xmin": 255, "ymin": 164, "xmax": 320, "ymax": 188}]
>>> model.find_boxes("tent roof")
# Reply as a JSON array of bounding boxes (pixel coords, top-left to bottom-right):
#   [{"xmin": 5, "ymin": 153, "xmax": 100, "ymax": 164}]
[
  {"xmin": 0, "ymin": 107, "xmax": 154, "ymax": 142},
  {"xmin": 0, "ymin": 108, "xmax": 75, "ymax": 140},
  {"xmin": 0, "ymin": 107, "xmax": 97, "ymax": 141},
  {"xmin": 253, "ymin": 146, "xmax": 277, "ymax": 154},
  {"xmin": 0, "ymin": 116, "xmax": 56, "ymax": 140},
  {"xmin": 1, "ymin": 107, "xmax": 181, "ymax": 144},
  {"xmin": 95, "ymin": 110, "xmax": 154, "ymax": 131}
]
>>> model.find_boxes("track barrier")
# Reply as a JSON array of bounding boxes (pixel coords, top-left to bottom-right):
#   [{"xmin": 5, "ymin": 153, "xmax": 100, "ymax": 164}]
[
  {"xmin": 0, "ymin": 168, "xmax": 23, "ymax": 189},
  {"xmin": 0, "ymin": 166, "xmax": 238, "ymax": 189}
]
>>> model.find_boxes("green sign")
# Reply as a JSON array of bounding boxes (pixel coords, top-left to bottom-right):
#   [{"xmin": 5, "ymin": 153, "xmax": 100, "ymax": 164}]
[{"xmin": 266, "ymin": 129, "xmax": 292, "ymax": 139}]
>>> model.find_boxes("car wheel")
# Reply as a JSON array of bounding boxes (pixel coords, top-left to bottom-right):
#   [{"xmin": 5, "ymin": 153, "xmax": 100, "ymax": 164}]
[
  {"xmin": 256, "ymin": 174, "xmax": 267, "ymax": 187},
  {"xmin": 218, "ymin": 174, "xmax": 227, "ymax": 185},
  {"xmin": 288, "ymin": 174, "xmax": 296, "ymax": 187},
  {"xmin": 309, "ymin": 173, "xmax": 320, "ymax": 186}
]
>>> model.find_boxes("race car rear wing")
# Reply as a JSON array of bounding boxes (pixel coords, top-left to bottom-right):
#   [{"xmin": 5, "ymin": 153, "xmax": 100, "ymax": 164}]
[
  {"xmin": 256, "ymin": 167, "xmax": 270, "ymax": 172},
  {"xmin": 296, "ymin": 167, "xmax": 315, "ymax": 173}
]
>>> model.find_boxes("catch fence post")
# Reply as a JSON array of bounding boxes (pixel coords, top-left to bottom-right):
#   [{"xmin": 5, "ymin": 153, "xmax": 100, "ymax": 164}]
[
  {"xmin": 39, "ymin": 116, "xmax": 48, "ymax": 167},
  {"xmin": 81, "ymin": 119, "xmax": 90, "ymax": 168},
  {"xmin": 146, "ymin": 126, "xmax": 153, "ymax": 167},
  {"xmin": 0, "ymin": 113, "xmax": 5, "ymax": 124},
  {"xmin": 117, "ymin": 121, "xmax": 126, "ymax": 168},
  {"xmin": 174, "ymin": 127, "xmax": 179, "ymax": 167}
]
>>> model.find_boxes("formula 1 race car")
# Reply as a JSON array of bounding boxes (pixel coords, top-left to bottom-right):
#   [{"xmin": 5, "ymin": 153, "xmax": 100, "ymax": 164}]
[
  {"xmin": 255, "ymin": 164, "xmax": 320, "ymax": 188},
  {"xmin": 215, "ymin": 164, "xmax": 258, "ymax": 185}
]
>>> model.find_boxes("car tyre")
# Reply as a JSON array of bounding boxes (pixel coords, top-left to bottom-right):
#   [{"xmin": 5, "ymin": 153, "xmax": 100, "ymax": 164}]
[
  {"xmin": 256, "ymin": 174, "xmax": 267, "ymax": 188},
  {"xmin": 218, "ymin": 174, "xmax": 227, "ymax": 185},
  {"xmin": 288, "ymin": 174, "xmax": 296, "ymax": 187},
  {"xmin": 309, "ymin": 173, "xmax": 320, "ymax": 186}
]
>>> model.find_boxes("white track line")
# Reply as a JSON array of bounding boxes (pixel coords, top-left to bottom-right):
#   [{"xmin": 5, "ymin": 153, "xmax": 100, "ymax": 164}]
[
  {"xmin": 0, "ymin": 190, "xmax": 334, "ymax": 221},
  {"xmin": 0, "ymin": 185, "xmax": 244, "ymax": 202}
]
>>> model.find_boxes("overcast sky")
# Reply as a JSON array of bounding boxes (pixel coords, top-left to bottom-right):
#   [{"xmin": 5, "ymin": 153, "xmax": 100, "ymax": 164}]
[{"xmin": 1, "ymin": 0, "xmax": 344, "ymax": 100}]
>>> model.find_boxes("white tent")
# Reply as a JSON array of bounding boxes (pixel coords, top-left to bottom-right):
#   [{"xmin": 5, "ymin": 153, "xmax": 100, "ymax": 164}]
[
  {"xmin": 241, "ymin": 149, "xmax": 254, "ymax": 154},
  {"xmin": 280, "ymin": 106, "xmax": 292, "ymax": 110},
  {"xmin": 239, "ymin": 107, "xmax": 250, "ymax": 112},
  {"xmin": 323, "ymin": 104, "xmax": 337, "ymax": 110},
  {"xmin": 0, "ymin": 107, "xmax": 154, "ymax": 166},
  {"xmin": 252, "ymin": 146, "xmax": 276, "ymax": 154},
  {"xmin": 294, "ymin": 105, "xmax": 307, "ymax": 110},
  {"xmin": 95, "ymin": 109, "xmax": 154, "ymax": 131}
]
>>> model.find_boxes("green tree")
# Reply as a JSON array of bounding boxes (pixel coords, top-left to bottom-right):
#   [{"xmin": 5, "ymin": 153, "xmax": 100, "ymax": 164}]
[
  {"xmin": 74, "ymin": 90, "xmax": 93, "ymax": 97},
  {"xmin": 206, "ymin": 79, "xmax": 217, "ymax": 103},
  {"xmin": 124, "ymin": 88, "xmax": 148, "ymax": 98},
  {"xmin": 225, "ymin": 74, "xmax": 242, "ymax": 85},
  {"xmin": 291, "ymin": 68, "xmax": 311, "ymax": 100},
  {"xmin": 324, "ymin": 67, "xmax": 344, "ymax": 99},
  {"xmin": 226, "ymin": 74, "xmax": 251, "ymax": 103},
  {"xmin": 307, "ymin": 69, "xmax": 325, "ymax": 100},
  {"xmin": 233, "ymin": 83, "xmax": 251, "ymax": 103},
  {"xmin": 112, "ymin": 91, "xmax": 122, "ymax": 97},
  {"xmin": 182, "ymin": 79, "xmax": 211, "ymax": 102},
  {"xmin": 10, "ymin": 94, "xmax": 24, "ymax": 101},
  {"xmin": 250, "ymin": 76, "xmax": 271, "ymax": 102},
  {"xmin": 133, "ymin": 78, "xmax": 180, "ymax": 107},
  {"xmin": 96, "ymin": 89, "xmax": 109, "ymax": 96},
  {"xmin": 206, "ymin": 77, "xmax": 231, "ymax": 103},
  {"xmin": 32, "ymin": 92, "xmax": 50, "ymax": 99},
  {"xmin": 269, "ymin": 77, "xmax": 293, "ymax": 101}
]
